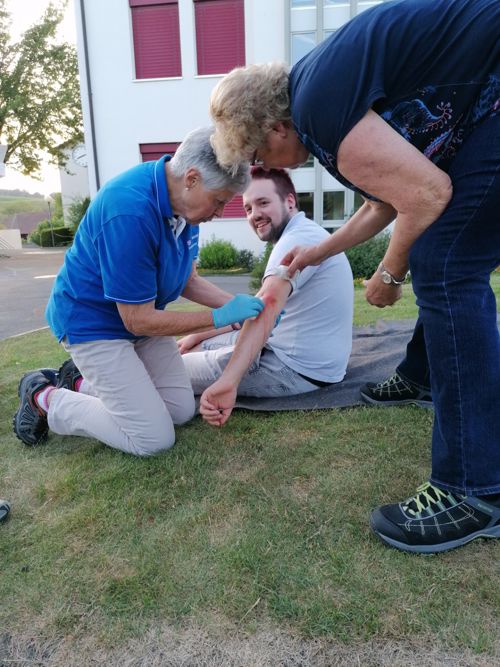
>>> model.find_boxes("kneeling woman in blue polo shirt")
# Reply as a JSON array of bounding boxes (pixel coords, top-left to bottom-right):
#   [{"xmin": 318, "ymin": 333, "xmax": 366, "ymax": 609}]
[{"xmin": 13, "ymin": 127, "xmax": 264, "ymax": 456}]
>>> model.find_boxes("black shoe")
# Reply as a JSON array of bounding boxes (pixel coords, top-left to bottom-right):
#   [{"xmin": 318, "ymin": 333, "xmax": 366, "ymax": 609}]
[
  {"xmin": 360, "ymin": 372, "xmax": 432, "ymax": 408},
  {"xmin": 13, "ymin": 371, "xmax": 51, "ymax": 446},
  {"xmin": 17, "ymin": 369, "xmax": 58, "ymax": 396},
  {"xmin": 0, "ymin": 499, "xmax": 11, "ymax": 523},
  {"xmin": 39, "ymin": 368, "xmax": 58, "ymax": 385},
  {"xmin": 370, "ymin": 482, "xmax": 500, "ymax": 554},
  {"xmin": 56, "ymin": 358, "xmax": 82, "ymax": 391}
]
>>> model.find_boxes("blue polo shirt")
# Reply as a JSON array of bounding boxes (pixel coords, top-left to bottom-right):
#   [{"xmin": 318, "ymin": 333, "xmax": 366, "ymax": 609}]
[
  {"xmin": 289, "ymin": 0, "xmax": 500, "ymax": 199},
  {"xmin": 46, "ymin": 156, "xmax": 199, "ymax": 343}
]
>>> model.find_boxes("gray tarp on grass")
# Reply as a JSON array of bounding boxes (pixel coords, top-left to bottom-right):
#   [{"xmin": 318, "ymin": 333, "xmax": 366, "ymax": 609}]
[{"xmin": 195, "ymin": 319, "xmax": 417, "ymax": 413}]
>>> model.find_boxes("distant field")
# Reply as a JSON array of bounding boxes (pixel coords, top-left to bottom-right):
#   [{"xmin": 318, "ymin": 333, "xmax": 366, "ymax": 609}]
[{"xmin": 0, "ymin": 195, "xmax": 47, "ymax": 227}]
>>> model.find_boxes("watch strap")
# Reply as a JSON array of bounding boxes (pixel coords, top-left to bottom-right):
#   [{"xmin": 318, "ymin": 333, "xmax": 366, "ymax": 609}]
[{"xmin": 379, "ymin": 263, "xmax": 407, "ymax": 285}]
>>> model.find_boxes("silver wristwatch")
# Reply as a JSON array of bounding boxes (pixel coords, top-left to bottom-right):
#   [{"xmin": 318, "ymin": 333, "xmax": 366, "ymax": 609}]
[{"xmin": 379, "ymin": 263, "xmax": 407, "ymax": 286}]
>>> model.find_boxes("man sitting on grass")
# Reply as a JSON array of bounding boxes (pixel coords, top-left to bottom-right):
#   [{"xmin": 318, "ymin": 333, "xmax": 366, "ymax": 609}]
[{"xmin": 179, "ymin": 167, "xmax": 353, "ymax": 416}]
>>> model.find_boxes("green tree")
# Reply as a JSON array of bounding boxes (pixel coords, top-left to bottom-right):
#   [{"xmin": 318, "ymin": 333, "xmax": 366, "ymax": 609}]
[{"xmin": 0, "ymin": 0, "xmax": 83, "ymax": 176}]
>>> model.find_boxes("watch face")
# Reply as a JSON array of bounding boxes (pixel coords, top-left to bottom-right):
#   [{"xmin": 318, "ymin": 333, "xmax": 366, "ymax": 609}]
[
  {"xmin": 381, "ymin": 271, "xmax": 392, "ymax": 284},
  {"xmin": 71, "ymin": 144, "xmax": 87, "ymax": 167}
]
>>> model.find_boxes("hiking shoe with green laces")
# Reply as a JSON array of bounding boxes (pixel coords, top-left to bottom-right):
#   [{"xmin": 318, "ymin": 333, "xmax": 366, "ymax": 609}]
[
  {"xmin": 13, "ymin": 371, "xmax": 51, "ymax": 447},
  {"xmin": 360, "ymin": 372, "xmax": 432, "ymax": 408},
  {"xmin": 370, "ymin": 482, "xmax": 500, "ymax": 554}
]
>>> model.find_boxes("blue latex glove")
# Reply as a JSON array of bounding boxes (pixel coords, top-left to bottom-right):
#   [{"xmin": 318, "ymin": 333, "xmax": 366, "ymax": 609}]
[{"xmin": 212, "ymin": 294, "xmax": 265, "ymax": 329}]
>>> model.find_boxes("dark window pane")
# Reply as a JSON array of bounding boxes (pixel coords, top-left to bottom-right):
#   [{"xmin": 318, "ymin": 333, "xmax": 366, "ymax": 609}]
[
  {"xmin": 323, "ymin": 191, "xmax": 345, "ymax": 220},
  {"xmin": 297, "ymin": 192, "xmax": 314, "ymax": 219}
]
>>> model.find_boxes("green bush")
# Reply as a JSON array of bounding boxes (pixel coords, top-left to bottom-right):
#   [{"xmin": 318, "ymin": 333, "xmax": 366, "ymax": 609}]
[
  {"xmin": 66, "ymin": 196, "xmax": 91, "ymax": 232},
  {"xmin": 345, "ymin": 233, "xmax": 390, "ymax": 279},
  {"xmin": 30, "ymin": 223, "xmax": 73, "ymax": 247},
  {"xmin": 198, "ymin": 238, "xmax": 238, "ymax": 270},
  {"xmin": 250, "ymin": 242, "xmax": 273, "ymax": 291},
  {"xmin": 236, "ymin": 248, "xmax": 256, "ymax": 272}
]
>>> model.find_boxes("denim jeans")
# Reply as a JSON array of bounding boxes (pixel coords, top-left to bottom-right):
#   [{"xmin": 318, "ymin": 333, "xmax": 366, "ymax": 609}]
[
  {"xmin": 407, "ymin": 113, "xmax": 500, "ymax": 495},
  {"xmin": 397, "ymin": 318, "xmax": 430, "ymax": 391},
  {"xmin": 182, "ymin": 331, "xmax": 322, "ymax": 397}
]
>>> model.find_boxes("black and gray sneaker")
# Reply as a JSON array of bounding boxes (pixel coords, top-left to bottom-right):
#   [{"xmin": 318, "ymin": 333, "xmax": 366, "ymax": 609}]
[
  {"xmin": 38, "ymin": 368, "xmax": 58, "ymax": 386},
  {"xmin": 0, "ymin": 499, "xmax": 11, "ymax": 523},
  {"xmin": 56, "ymin": 358, "xmax": 82, "ymax": 391},
  {"xmin": 370, "ymin": 481, "xmax": 500, "ymax": 554},
  {"xmin": 360, "ymin": 372, "xmax": 432, "ymax": 408},
  {"xmin": 13, "ymin": 371, "xmax": 51, "ymax": 446}
]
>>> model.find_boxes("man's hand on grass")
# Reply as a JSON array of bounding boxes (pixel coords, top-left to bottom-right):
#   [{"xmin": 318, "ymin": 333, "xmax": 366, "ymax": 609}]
[{"xmin": 199, "ymin": 378, "xmax": 237, "ymax": 427}]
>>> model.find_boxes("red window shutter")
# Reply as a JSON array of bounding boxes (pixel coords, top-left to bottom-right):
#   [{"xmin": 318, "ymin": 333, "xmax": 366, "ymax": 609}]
[
  {"xmin": 139, "ymin": 142, "xmax": 180, "ymax": 162},
  {"xmin": 194, "ymin": 0, "xmax": 245, "ymax": 75},
  {"xmin": 130, "ymin": 2, "xmax": 181, "ymax": 79},
  {"xmin": 221, "ymin": 194, "xmax": 245, "ymax": 218}
]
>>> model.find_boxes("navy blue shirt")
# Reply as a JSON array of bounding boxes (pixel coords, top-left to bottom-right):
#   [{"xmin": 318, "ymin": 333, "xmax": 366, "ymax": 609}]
[
  {"xmin": 289, "ymin": 0, "xmax": 500, "ymax": 199},
  {"xmin": 46, "ymin": 156, "xmax": 199, "ymax": 343}
]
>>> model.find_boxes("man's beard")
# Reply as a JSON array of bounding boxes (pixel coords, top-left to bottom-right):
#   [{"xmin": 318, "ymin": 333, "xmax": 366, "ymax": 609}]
[{"xmin": 265, "ymin": 207, "xmax": 291, "ymax": 244}]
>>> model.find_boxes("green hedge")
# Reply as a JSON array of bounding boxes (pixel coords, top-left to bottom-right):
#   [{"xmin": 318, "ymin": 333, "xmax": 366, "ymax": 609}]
[
  {"xmin": 198, "ymin": 239, "xmax": 238, "ymax": 270},
  {"xmin": 250, "ymin": 242, "xmax": 273, "ymax": 291},
  {"xmin": 345, "ymin": 233, "xmax": 390, "ymax": 279},
  {"xmin": 30, "ymin": 225, "xmax": 74, "ymax": 247}
]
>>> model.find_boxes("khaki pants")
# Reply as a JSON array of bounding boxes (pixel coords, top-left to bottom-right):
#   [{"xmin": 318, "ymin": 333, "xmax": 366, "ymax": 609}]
[{"xmin": 48, "ymin": 336, "xmax": 195, "ymax": 456}]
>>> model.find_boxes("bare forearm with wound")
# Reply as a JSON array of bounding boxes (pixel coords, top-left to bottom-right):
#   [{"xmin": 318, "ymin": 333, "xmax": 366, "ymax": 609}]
[{"xmin": 218, "ymin": 290, "xmax": 285, "ymax": 387}]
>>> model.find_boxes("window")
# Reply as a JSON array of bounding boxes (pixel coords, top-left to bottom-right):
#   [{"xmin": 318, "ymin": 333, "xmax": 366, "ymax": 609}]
[
  {"xmin": 139, "ymin": 142, "xmax": 180, "ymax": 162},
  {"xmin": 354, "ymin": 192, "xmax": 364, "ymax": 212},
  {"xmin": 221, "ymin": 195, "xmax": 245, "ymax": 218},
  {"xmin": 323, "ymin": 191, "xmax": 345, "ymax": 221},
  {"xmin": 291, "ymin": 32, "xmax": 316, "ymax": 65},
  {"xmin": 194, "ymin": 0, "xmax": 245, "ymax": 75},
  {"xmin": 297, "ymin": 192, "xmax": 314, "ymax": 220},
  {"xmin": 130, "ymin": 0, "xmax": 181, "ymax": 79}
]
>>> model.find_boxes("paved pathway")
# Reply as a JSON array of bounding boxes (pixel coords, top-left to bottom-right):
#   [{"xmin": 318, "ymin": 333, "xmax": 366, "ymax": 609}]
[{"xmin": 0, "ymin": 246, "xmax": 251, "ymax": 339}]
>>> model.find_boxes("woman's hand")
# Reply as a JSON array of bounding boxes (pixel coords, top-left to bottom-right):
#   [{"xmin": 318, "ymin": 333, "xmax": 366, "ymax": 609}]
[
  {"xmin": 177, "ymin": 333, "xmax": 202, "ymax": 354},
  {"xmin": 363, "ymin": 271, "xmax": 402, "ymax": 307},
  {"xmin": 280, "ymin": 243, "xmax": 326, "ymax": 277}
]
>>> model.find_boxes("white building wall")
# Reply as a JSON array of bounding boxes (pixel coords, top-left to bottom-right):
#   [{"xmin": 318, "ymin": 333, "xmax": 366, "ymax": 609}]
[
  {"xmin": 74, "ymin": 0, "xmax": 285, "ymax": 253},
  {"xmin": 74, "ymin": 1, "xmax": 390, "ymax": 252}
]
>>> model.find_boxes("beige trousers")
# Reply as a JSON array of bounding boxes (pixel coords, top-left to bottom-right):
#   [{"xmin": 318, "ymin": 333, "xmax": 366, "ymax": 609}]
[{"xmin": 48, "ymin": 336, "xmax": 195, "ymax": 456}]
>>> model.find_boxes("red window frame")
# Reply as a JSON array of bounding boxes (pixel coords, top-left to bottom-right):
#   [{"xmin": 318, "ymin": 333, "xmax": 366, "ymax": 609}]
[
  {"xmin": 221, "ymin": 195, "xmax": 245, "ymax": 218},
  {"xmin": 139, "ymin": 142, "xmax": 180, "ymax": 162},
  {"xmin": 130, "ymin": 0, "xmax": 181, "ymax": 79},
  {"xmin": 194, "ymin": 0, "xmax": 245, "ymax": 76},
  {"xmin": 140, "ymin": 141, "xmax": 245, "ymax": 218}
]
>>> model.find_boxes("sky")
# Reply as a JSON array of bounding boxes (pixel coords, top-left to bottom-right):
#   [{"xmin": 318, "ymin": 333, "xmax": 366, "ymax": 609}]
[{"xmin": 1, "ymin": 0, "xmax": 77, "ymax": 195}]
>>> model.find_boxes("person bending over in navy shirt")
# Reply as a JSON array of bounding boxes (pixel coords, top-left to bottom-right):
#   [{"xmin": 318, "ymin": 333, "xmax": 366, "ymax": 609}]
[
  {"xmin": 13, "ymin": 127, "xmax": 264, "ymax": 457},
  {"xmin": 208, "ymin": 0, "xmax": 500, "ymax": 554}
]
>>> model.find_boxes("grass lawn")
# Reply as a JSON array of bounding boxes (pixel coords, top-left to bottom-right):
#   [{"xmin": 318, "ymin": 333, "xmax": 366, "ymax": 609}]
[{"xmin": 1, "ymin": 278, "xmax": 499, "ymax": 665}]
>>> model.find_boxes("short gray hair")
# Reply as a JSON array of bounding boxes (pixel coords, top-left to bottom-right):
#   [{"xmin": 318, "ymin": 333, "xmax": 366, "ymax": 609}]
[{"xmin": 170, "ymin": 127, "xmax": 250, "ymax": 193}]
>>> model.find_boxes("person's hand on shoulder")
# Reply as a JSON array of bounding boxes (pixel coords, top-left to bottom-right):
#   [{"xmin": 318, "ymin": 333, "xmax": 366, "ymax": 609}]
[{"xmin": 281, "ymin": 243, "xmax": 324, "ymax": 277}]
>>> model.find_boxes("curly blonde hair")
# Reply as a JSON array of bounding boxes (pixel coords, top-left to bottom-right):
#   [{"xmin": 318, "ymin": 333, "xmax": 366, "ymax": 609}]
[{"xmin": 210, "ymin": 62, "xmax": 291, "ymax": 173}]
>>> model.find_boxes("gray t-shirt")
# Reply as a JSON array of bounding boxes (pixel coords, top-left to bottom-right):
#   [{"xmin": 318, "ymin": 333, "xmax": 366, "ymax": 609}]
[{"xmin": 263, "ymin": 212, "xmax": 353, "ymax": 383}]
